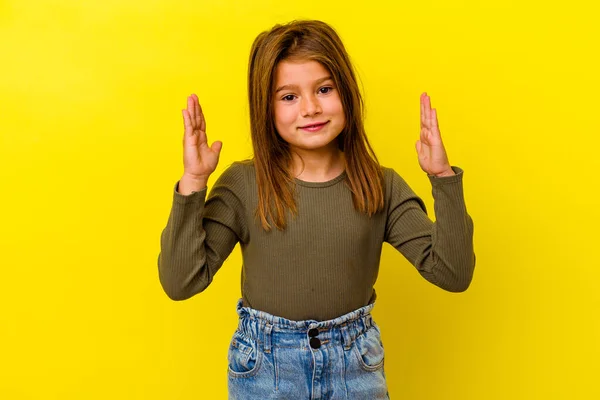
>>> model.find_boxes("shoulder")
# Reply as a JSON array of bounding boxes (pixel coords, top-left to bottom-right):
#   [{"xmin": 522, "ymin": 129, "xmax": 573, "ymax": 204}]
[
  {"xmin": 379, "ymin": 165, "xmax": 424, "ymax": 202},
  {"xmin": 217, "ymin": 159, "xmax": 254, "ymax": 180},
  {"xmin": 211, "ymin": 159, "xmax": 255, "ymax": 194},
  {"xmin": 380, "ymin": 165, "xmax": 409, "ymax": 191}
]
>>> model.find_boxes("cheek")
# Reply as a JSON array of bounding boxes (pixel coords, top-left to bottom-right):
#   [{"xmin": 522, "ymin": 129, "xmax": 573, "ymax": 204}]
[
  {"xmin": 330, "ymin": 101, "xmax": 345, "ymax": 126},
  {"xmin": 274, "ymin": 105, "xmax": 296, "ymax": 128},
  {"xmin": 325, "ymin": 97, "xmax": 345, "ymax": 118}
]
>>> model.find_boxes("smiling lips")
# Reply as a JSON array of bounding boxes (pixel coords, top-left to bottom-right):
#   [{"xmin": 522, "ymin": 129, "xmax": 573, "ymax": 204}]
[{"xmin": 299, "ymin": 121, "xmax": 329, "ymax": 132}]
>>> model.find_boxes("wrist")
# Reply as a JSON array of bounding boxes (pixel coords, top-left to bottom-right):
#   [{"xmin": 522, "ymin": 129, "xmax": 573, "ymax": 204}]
[
  {"xmin": 433, "ymin": 168, "xmax": 455, "ymax": 178},
  {"xmin": 179, "ymin": 173, "xmax": 209, "ymax": 195}
]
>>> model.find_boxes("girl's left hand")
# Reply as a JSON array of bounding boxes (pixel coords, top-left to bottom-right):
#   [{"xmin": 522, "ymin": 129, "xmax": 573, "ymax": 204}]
[{"xmin": 416, "ymin": 93, "xmax": 455, "ymax": 177}]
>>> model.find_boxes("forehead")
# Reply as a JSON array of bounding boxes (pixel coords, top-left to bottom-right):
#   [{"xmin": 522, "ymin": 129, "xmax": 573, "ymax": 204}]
[{"xmin": 274, "ymin": 60, "xmax": 331, "ymax": 84}]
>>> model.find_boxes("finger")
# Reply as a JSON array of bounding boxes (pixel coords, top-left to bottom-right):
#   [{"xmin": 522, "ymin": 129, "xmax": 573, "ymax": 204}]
[
  {"xmin": 431, "ymin": 108, "xmax": 441, "ymax": 137},
  {"xmin": 191, "ymin": 94, "xmax": 201, "ymax": 130},
  {"xmin": 420, "ymin": 93, "xmax": 426, "ymax": 128},
  {"xmin": 187, "ymin": 96, "xmax": 196, "ymax": 127},
  {"xmin": 192, "ymin": 94, "xmax": 207, "ymax": 145},
  {"xmin": 182, "ymin": 109, "xmax": 194, "ymax": 135},
  {"xmin": 424, "ymin": 93, "xmax": 431, "ymax": 126},
  {"xmin": 187, "ymin": 96, "xmax": 196, "ymax": 130},
  {"xmin": 189, "ymin": 94, "xmax": 197, "ymax": 129},
  {"xmin": 197, "ymin": 128, "xmax": 207, "ymax": 147},
  {"xmin": 421, "ymin": 128, "xmax": 431, "ymax": 146},
  {"xmin": 196, "ymin": 95, "xmax": 206, "ymax": 133},
  {"xmin": 211, "ymin": 140, "xmax": 223, "ymax": 154},
  {"xmin": 191, "ymin": 93, "xmax": 206, "ymax": 134},
  {"xmin": 188, "ymin": 94, "xmax": 207, "ymax": 145}
]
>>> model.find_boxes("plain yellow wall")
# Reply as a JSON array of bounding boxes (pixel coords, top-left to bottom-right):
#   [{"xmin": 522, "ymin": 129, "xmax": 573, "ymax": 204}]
[{"xmin": 1, "ymin": 0, "xmax": 598, "ymax": 398}]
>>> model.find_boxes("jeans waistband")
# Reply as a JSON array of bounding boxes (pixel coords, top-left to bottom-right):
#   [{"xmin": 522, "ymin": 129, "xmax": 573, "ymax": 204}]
[{"xmin": 234, "ymin": 299, "xmax": 376, "ymax": 352}]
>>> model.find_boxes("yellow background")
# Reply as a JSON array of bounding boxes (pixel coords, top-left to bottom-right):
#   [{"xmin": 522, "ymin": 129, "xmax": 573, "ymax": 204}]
[{"xmin": 1, "ymin": 0, "xmax": 598, "ymax": 398}]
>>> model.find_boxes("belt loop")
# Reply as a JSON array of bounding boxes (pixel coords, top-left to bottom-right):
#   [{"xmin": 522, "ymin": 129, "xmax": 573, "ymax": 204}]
[
  {"xmin": 365, "ymin": 314, "xmax": 373, "ymax": 330},
  {"xmin": 340, "ymin": 323, "xmax": 352, "ymax": 350},
  {"xmin": 237, "ymin": 317, "xmax": 243, "ymax": 334},
  {"xmin": 264, "ymin": 323, "xmax": 273, "ymax": 353}
]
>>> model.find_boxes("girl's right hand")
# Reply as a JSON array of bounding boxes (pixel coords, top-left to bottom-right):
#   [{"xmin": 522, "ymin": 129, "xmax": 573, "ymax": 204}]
[{"xmin": 182, "ymin": 94, "xmax": 223, "ymax": 180}]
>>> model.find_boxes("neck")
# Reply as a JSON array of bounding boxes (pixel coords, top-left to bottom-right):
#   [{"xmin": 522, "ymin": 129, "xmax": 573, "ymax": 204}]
[{"xmin": 290, "ymin": 145, "xmax": 345, "ymax": 182}]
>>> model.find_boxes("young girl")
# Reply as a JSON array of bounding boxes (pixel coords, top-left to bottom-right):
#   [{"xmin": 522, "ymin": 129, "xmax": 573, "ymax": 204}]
[{"xmin": 158, "ymin": 19, "xmax": 475, "ymax": 399}]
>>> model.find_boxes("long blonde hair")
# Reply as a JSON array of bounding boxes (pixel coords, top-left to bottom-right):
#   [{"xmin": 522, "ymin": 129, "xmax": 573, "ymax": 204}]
[{"xmin": 248, "ymin": 20, "xmax": 384, "ymax": 231}]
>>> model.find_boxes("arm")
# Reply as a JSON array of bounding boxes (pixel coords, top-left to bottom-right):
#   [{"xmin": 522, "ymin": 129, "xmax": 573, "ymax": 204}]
[
  {"xmin": 384, "ymin": 166, "xmax": 475, "ymax": 292},
  {"xmin": 158, "ymin": 162, "xmax": 248, "ymax": 300}
]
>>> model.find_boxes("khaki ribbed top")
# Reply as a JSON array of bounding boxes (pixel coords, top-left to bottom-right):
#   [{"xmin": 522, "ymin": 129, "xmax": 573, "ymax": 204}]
[{"xmin": 158, "ymin": 160, "xmax": 475, "ymax": 321}]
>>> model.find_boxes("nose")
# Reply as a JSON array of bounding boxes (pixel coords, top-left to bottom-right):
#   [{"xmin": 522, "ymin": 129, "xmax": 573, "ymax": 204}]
[{"xmin": 300, "ymin": 94, "xmax": 322, "ymax": 117}]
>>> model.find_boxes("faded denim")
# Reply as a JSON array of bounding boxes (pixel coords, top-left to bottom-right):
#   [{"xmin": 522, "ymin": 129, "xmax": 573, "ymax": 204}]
[{"xmin": 227, "ymin": 298, "xmax": 390, "ymax": 399}]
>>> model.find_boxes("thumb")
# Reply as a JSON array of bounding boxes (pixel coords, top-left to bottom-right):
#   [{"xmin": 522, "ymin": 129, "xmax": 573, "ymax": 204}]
[
  {"xmin": 211, "ymin": 140, "xmax": 223, "ymax": 154},
  {"xmin": 415, "ymin": 140, "xmax": 421, "ymax": 154}
]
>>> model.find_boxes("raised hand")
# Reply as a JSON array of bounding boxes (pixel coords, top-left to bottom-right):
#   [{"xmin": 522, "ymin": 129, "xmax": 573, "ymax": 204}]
[
  {"xmin": 182, "ymin": 94, "xmax": 223, "ymax": 180},
  {"xmin": 416, "ymin": 93, "xmax": 455, "ymax": 177}
]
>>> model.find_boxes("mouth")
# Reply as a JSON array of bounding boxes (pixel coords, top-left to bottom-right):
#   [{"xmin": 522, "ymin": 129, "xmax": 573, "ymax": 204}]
[{"xmin": 299, "ymin": 121, "xmax": 329, "ymax": 131}]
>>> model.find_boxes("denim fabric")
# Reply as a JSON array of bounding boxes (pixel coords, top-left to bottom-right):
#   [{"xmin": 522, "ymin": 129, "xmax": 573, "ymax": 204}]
[{"xmin": 227, "ymin": 299, "xmax": 390, "ymax": 399}]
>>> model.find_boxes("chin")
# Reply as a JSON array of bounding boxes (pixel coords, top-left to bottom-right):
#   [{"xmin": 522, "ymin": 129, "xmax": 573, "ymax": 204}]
[{"xmin": 294, "ymin": 137, "xmax": 342, "ymax": 151}]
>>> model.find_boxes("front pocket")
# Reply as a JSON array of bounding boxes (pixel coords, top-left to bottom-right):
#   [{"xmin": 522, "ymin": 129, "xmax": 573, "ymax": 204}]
[
  {"xmin": 352, "ymin": 326, "xmax": 385, "ymax": 372},
  {"xmin": 227, "ymin": 331, "xmax": 262, "ymax": 378}
]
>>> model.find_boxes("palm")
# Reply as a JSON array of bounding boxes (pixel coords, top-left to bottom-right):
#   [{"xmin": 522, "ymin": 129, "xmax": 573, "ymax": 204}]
[
  {"xmin": 182, "ymin": 94, "xmax": 222, "ymax": 178},
  {"xmin": 416, "ymin": 93, "xmax": 451, "ymax": 176}
]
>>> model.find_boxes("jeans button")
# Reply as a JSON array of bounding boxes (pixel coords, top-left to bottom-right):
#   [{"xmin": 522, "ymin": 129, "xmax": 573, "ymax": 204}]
[
  {"xmin": 310, "ymin": 337, "xmax": 321, "ymax": 349},
  {"xmin": 308, "ymin": 328, "xmax": 319, "ymax": 337}
]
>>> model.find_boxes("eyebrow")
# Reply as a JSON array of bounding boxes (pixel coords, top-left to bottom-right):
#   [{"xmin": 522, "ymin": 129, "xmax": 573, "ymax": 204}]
[{"xmin": 275, "ymin": 76, "xmax": 333, "ymax": 93}]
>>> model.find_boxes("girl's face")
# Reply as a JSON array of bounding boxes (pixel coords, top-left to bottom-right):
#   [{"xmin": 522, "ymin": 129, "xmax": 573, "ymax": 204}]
[{"xmin": 272, "ymin": 60, "xmax": 346, "ymax": 154}]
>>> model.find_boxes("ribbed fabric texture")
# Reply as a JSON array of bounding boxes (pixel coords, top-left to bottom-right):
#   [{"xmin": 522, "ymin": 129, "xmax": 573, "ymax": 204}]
[{"xmin": 158, "ymin": 160, "xmax": 475, "ymax": 321}]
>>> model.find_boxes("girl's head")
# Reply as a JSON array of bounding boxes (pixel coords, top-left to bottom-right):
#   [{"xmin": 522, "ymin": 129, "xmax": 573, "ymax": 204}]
[
  {"xmin": 248, "ymin": 20, "xmax": 384, "ymax": 231},
  {"xmin": 248, "ymin": 19, "xmax": 361, "ymax": 158},
  {"xmin": 272, "ymin": 59, "xmax": 346, "ymax": 157}
]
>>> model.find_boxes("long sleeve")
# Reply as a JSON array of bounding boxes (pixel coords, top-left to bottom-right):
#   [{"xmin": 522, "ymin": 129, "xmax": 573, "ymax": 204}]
[
  {"xmin": 157, "ymin": 162, "xmax": 249, "ymax": 300},
  {"xmin": 384, "ymin": 166, "xmax": 476, "ymax": 292}
]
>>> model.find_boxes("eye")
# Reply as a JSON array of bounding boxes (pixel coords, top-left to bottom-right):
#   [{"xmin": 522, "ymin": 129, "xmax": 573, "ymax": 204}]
[
  {"xmin": 319, "ymin": 86, "xmax": 333, "ymax": 94},
  {"xmin": 282, "ymin": 94, "xmax": 296, "ymax": 101}
]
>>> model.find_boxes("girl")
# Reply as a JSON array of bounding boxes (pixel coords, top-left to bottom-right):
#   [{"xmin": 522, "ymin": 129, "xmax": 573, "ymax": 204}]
[{"xmin": 158, "ymin": 20, "xmax": 475, "ymax": 399}]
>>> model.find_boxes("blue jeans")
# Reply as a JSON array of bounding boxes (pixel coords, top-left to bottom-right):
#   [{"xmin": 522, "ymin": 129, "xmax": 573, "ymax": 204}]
[{"xmin": 227, "ymin": 299, "xmax": 390, "ymax": 399}]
